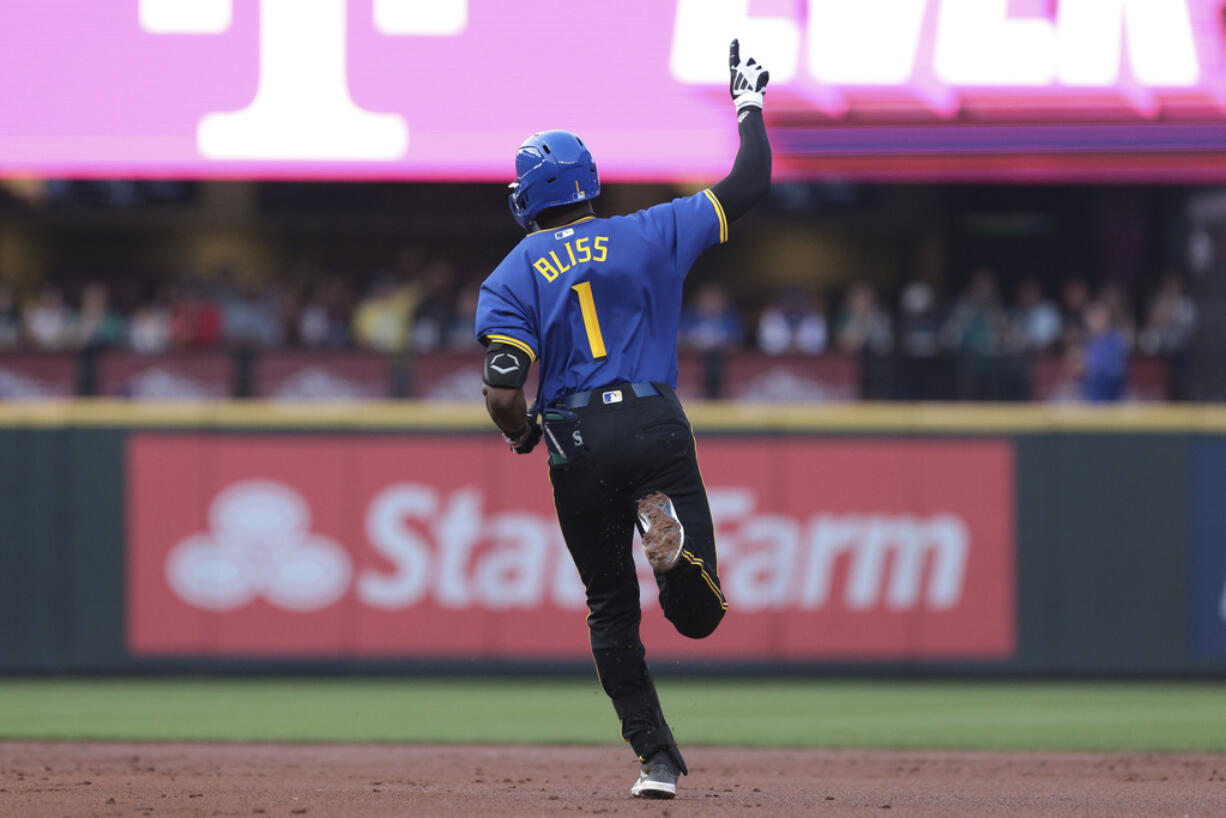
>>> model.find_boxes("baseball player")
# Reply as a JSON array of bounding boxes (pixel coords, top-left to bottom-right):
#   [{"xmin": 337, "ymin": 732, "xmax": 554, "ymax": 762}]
[{"xmin": 475, "ymin": 40, "xmax": 771, "ymax": 799}]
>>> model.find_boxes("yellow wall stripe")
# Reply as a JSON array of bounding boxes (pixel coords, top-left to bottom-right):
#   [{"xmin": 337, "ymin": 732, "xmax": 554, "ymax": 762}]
[
  {"xmin": 485, "ymin": 334, "xmax": 537, "ymax": 362},
  {"xmin": 679, "ymin": 402, "xmax": 1226, "ymax": 433},
  {"xmin": 2, "ymin": 401, "xmax": 1226, "ymax": 432},
  {"xmin": 703, "ymin": 189, "xmax": 728, "ymax": 244}
]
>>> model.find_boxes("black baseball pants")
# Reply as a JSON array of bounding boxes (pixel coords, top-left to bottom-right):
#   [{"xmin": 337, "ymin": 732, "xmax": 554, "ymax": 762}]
[{"xmin": 548, "ymin": 383, "xmax": 726, "ymax": 762}]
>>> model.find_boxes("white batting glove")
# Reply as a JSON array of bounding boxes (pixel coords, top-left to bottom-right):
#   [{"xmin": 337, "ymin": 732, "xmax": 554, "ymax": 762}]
[{"xmin": 729, "ymin": 39, "xmax": 769, "ymax": 121}]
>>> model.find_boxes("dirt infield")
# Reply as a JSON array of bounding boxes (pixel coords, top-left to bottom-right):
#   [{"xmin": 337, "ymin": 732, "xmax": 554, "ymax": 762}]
[{"xmin": 2, "ymin": 742, "xmax": 1223, "ymax": 817}]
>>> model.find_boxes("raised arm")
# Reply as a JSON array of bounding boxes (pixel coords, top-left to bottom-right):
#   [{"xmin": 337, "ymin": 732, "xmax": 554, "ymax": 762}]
[{"xmin": 710, "ymin": 40, "xmax": 773, "ymax": 222}]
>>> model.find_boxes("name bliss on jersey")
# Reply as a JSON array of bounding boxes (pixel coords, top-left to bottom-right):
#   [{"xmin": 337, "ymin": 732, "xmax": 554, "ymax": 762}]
[{"xmin": 533, "ymin": 236, "xmax": 610, "ymax": 282}]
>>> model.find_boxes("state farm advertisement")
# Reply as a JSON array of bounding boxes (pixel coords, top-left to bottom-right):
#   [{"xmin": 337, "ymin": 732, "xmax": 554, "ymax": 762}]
[{"xmin": 127, "ymin": 434, "xmax": 1015, "ymax": 661}]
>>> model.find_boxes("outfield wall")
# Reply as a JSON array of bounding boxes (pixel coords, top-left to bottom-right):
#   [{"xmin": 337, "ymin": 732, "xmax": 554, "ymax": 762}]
[{"xmin": 1, "ymin": 401, "xmax": 1224, "ymax": 675}]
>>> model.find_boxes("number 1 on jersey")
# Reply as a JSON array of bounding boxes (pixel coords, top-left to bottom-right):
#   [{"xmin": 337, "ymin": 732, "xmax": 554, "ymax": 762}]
[{"xmin": 571, "ymin": 281, "xmax": 608, "ymax": 361}]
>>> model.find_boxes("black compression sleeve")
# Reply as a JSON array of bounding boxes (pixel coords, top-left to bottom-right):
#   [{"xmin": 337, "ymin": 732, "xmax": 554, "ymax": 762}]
[{"xmin": 709, "ymin": 108, "xmax": 772, "ymax": 222}]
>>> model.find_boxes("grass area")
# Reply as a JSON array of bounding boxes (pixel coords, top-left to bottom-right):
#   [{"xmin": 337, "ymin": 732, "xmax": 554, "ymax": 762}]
[{"xmin": 0, "ymin": 679, "xmax": 1223, "ymax": 753}]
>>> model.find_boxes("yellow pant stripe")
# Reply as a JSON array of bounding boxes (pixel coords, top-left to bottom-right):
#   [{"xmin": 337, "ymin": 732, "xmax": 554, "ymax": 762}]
[{"xmin": 680, "ymin": 549, "xmax": 727, "ymax": 609}]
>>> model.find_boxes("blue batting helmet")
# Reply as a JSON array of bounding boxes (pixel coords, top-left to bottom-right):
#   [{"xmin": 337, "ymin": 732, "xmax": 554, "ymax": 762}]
[{"xmin": 508, "ymin": 130, "xmax": 600, "ymax": 231}]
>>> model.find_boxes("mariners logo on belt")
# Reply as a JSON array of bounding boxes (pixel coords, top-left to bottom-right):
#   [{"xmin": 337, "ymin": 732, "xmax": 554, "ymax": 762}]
[{"xmin": 602, "ymin": 390, "xmax": 623, "ymax": 405}]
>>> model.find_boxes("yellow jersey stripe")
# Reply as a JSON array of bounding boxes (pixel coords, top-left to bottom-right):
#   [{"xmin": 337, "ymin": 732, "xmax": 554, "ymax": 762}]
[
  {"xmin": 485, "ymin": 334, "xmax": 537, "ymax": 363},
  {"xmin": 703, "ymin": 189, "xmax": 726, "ymax": 243},
  {"xmin": 703, "ymin": 189, "xmax": 728, "ymax": 244}
]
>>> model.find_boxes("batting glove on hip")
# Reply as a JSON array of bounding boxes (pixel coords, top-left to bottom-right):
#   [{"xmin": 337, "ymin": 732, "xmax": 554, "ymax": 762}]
[
  {"xmin": 729, "ymin": 39, "xmax": 769, "ymax": 121},
  {"xmin": 504, "ymin": 404, "xmax": 543, "ymax": 455}
]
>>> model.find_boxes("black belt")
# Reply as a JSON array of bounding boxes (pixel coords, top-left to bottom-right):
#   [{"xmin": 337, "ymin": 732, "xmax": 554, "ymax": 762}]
[{"xmin": 553, "ymin": 382, "xmax": 660, "ymax": 409}]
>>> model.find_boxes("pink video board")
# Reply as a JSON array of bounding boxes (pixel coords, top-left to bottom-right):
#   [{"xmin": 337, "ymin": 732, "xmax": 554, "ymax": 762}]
[{"xmin": 2, "ymin": 0, "xmax": 1226, "ymax": 182}]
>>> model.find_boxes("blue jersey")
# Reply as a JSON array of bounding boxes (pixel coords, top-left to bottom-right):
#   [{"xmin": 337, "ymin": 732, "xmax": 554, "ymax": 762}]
[{"xmin": 475, "ymin": 190, "xmax": 728, "ymax": 405}]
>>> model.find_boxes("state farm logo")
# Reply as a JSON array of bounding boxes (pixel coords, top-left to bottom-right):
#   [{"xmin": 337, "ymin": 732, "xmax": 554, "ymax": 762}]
[
  {"xmin": 163, "ymin": 481, "xmax": 973, "ymax": 615},
  {"xmin": 166, "ymin": 480, "xmax": 351, "ymax": 611},
  {"xmin": 709, "ymin": 489, "xmax": 969, "ymax": 612}
]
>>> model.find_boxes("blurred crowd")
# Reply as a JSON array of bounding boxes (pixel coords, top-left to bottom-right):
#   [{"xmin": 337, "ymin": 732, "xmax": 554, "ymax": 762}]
[
  {"xmin": 0, "ymin": 264, "xmax": 1196, "ymax": 402},
  {"xmin": 677, "ymin": 267, "xmax": 1195, "ymax": 402},
  {"xmin": 0, "ymin": 262, "xmax": 482, "ymax": 357}
]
